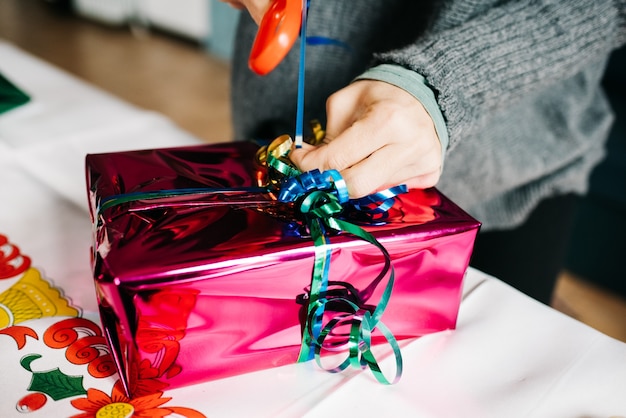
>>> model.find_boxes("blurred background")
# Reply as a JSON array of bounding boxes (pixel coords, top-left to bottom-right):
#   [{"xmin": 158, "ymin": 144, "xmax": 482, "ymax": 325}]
[
  {"xmin": 1, "ymin": 0, "xmax": 624, "ymax": 342},
  {"xmin": 0, "ymin": 0, "xmax": 238, "ymax": 142}
]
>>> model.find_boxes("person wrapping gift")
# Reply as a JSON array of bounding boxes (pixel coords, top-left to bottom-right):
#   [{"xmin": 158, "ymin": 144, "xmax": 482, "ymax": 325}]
[{"xmin": 221, "ymin": 0, "xmax": 626, "ymax": 305}]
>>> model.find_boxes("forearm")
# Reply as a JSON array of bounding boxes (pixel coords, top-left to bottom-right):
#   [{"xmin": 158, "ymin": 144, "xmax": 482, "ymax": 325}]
[{"xmin": 375, "ymin": 0, "xmax": 626, "ymax": 146}]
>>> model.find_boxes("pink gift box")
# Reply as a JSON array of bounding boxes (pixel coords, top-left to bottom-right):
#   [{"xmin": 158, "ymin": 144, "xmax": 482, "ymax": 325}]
[{"xmin": 85, "ymin": 142, "xmax": 480, "ymax": 396}]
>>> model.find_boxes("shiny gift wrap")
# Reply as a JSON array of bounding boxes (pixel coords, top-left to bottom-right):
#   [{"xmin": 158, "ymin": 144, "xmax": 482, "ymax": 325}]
[{"xmin": 85, "ymin": 141, "xmax": 480, "ymax": 396}]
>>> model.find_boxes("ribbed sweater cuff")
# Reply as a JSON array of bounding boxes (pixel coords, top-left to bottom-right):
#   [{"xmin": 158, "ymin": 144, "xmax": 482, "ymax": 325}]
[{"xmin": 354, "ymin": 64, "xmax": 449, "ymax": 165}]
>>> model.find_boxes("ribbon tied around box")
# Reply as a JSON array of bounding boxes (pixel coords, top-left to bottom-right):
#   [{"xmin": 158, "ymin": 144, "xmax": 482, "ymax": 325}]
[{"xmin": 97, "ymin": 134, "xmax": 406, "ymax": 385}]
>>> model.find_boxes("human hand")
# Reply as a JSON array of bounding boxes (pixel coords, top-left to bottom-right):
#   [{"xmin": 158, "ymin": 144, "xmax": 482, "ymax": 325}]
[
  {"xmin": 289, "ymin": 80, "xmax": 443, "ymax": 199},
  {"xmin": 219, "ymin": 0, "xmax": 271, "ymax": 24}
]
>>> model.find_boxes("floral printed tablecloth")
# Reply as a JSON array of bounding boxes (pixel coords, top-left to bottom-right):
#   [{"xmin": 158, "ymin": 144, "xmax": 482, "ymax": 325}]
[{"xmin": 1, "ymin": 232, "xmax": 208, "ymax": 417}]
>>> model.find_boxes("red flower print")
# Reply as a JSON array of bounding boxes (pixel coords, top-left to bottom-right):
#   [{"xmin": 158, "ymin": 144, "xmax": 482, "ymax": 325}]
[{"xmin": 70, "ymin": 380, "xmax": 205, "ymax": 418}]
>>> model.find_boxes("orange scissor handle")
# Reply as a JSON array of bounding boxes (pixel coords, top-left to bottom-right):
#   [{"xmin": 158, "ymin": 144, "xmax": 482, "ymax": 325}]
[{"xmin": 248, "ymin": 0, "xmax": 303, "ymax": 75}]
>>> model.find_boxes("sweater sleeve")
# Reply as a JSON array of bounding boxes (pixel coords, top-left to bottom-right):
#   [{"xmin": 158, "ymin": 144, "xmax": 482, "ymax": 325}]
[
  {"xmin": 354, "ymin": 64, "xmax": 450, "ymax": 164},
  {"xmin": 375, "ymin": 0, "xmax": 626, "ymax": 148}
]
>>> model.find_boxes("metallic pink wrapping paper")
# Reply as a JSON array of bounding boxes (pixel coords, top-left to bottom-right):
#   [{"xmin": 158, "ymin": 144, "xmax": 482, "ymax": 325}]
[{"xmin": 85, "ymin": 142, "xmax": 480, "ymax": 396}]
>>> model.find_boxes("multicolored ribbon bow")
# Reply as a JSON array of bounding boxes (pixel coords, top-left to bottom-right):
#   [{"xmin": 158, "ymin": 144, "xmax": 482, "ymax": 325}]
[{"xmin": 259, "ymin": 135, "xmax": 404, "ymax": 384}]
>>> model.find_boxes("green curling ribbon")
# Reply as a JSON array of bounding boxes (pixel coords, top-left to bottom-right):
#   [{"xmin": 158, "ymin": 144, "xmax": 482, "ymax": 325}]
[{"xmin": 263, "ymin": 136, "xmax": 403, "ymax": 385}]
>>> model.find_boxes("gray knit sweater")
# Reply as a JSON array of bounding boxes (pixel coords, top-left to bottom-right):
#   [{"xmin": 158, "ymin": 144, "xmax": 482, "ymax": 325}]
[{"xmin": 231, "ymin": 0, "xmax": 626, "ymax": 231}]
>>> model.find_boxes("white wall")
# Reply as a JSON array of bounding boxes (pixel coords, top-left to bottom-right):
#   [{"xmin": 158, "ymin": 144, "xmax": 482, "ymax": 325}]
[
  {"xmin": 72, "ymin": 0, "xmax": 239, "ymax": 60},
  {"xmin": 72, "ymin": 0, "xmax": 210, "ymax": 41}
]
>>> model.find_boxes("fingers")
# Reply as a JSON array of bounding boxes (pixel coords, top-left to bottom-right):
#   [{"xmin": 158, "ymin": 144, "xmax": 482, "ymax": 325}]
[
  {"xmin": 290, "ymin": 116, "xmax": 441, "ymax": 198},
  {"xmin": 291, "ymin": 141, "xmax": 441, "ymax": 198},
  {"xmin": 290, "ymin": 84, "xmax": 385, "ymax": 174},
  {"xmin": 291, "ymin": 116, "xmax": 384, "ymax": 175},
  {"xmin": 340, "ymin": 142, "xmax": 441, "ymax": 198},
  {"xmin": 219, "ymin": 0, "xmax": 271, "ymax": 24},
  {"xmin": 220, "ymin": 0, "xmax": 245, "ymax": 9},
  {"xmin": 324, "ymin": 87, "xmax": 366, "ymax": 142},
  {"xmin": 288, "ymin": 80, "xmax": 443, "ymax": 199}
]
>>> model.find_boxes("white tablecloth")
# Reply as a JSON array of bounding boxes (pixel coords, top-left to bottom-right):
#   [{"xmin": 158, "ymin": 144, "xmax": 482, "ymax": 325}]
[{"xmin": 1, "ymin": 40, "xmax": 625, "ymax": 418}]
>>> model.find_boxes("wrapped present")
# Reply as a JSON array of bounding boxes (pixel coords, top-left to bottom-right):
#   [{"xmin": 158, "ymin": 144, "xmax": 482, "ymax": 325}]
[{"xmin": 85, "ymin": 140, "xmax": 480, "ymax": 396}]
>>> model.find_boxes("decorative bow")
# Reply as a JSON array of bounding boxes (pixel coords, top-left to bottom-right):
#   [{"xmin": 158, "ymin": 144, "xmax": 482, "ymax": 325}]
[{"xmin": 258, "ymin": 134, "xmax": 404, "ymax": 384}]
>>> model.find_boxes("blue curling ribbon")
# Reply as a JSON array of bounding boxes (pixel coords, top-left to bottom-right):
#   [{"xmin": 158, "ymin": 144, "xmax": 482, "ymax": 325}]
[
  {"xmin": 350, "ymin": 185, "xmax": 408, "ymax": 214},
  {"xmin": 278, "ymin": 169, "xmax": 348, "ymax": 204},
  {"xmin": 295, "ymin": 0, "xmax": 352, "ymax": 147},
  {"xmin": 306, "ymin": 36, "xmax": 352, "ymax": 51},
  {"xmin": 294, "ymin": 0, "xmax": 308, "ymax": 148}
]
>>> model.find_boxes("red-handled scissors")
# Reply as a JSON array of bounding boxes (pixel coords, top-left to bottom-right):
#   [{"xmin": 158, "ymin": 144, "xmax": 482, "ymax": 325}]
[{"xmin": 248, "ymin": 0, "xmax": 304, "ymax": 75}]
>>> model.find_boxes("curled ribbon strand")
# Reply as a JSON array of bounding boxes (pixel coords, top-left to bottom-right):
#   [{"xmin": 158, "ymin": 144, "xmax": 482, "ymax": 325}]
[{"xmin": 263, "ymin": 136, "xmax": 403, "ymax": 384}]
